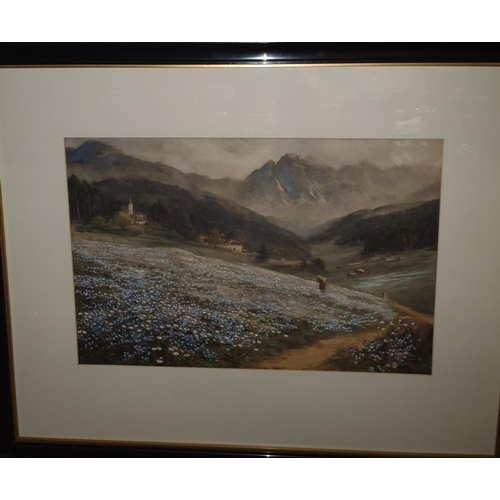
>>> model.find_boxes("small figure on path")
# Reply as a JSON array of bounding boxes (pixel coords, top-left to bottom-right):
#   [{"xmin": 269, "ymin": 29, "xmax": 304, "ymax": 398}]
[{"xmin": 317, "ymin": 275, "xmax": 327, "ymax": 292}]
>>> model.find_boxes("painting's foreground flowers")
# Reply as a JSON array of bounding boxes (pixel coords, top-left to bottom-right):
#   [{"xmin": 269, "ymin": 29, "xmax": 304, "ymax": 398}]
[{"xmin": 73, "ymin": 240, "xmax": 398, "ymax": 368}]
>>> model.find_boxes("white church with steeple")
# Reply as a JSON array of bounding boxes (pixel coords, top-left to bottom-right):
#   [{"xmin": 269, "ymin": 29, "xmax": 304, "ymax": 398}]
[{"xmin": 126, "ymin": 196, "xmax": 147, "ymax": 225}]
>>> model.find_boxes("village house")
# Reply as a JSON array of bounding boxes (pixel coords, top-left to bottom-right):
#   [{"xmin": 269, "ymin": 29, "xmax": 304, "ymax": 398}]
[
  {"xmin": 221, "ymin": 238, "xmax": 245, "ymax": 253},
  {"xmin": 198, "ymin": 233, "xmax": 246, "ymax": 252}
]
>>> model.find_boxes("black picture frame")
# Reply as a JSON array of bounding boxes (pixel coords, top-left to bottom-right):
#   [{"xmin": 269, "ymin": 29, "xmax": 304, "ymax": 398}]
[{"xmin": 1, "ymin": 42, "xmax": 499, "ymax": 458}]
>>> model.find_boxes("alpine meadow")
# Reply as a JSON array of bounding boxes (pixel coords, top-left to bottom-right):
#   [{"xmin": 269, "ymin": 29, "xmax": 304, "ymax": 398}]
[{"xmin": 66, "ymin": 138, "xmax": 442, "ymax": 373}]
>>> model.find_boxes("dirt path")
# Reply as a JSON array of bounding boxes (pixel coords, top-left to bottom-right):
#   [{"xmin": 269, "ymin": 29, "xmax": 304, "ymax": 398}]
[
  {"xmin": 254, "ymin": 329, "xmax": 385, "ymax": 370},
  {"xmin": 253, "ymin": 302, "xmax": 434, "ymax": 371}
]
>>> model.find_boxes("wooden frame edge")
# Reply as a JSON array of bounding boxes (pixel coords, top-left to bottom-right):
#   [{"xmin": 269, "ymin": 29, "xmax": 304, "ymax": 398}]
[{"xmin": 13, "ymin": 436, "xmax": 493, "ymax": 458}]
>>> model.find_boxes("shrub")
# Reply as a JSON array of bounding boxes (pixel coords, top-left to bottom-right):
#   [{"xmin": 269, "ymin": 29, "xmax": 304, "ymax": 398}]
[
  {"xmin": 328, "ymin": 322, "xmax": 433, "ymax": 374},
  {"xmin": 129, "ymin": 226, "xmax": 145, "ymax": 237},
  {"xmin": 255, "ymin": 244, "xmax": 270, "ymax": 262},
  {"xmin": 90, "ymin": 215, "xmax": 107, "ymax": 231},
  {"xmin": 113, "ymin": 212, "xmax": 134, "ymax": 230}
]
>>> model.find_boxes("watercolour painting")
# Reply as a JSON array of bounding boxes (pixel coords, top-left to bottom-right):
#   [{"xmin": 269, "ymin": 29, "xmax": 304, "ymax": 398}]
[{"xmin": 66, "ymin": 138, "xmax": 442, "ymax": 373}]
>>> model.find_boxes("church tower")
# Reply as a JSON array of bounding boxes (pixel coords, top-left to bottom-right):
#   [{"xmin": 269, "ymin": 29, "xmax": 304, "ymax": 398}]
[{"xmin": 128, "ymin": 196, "xmax": 133, "ymax": 215}]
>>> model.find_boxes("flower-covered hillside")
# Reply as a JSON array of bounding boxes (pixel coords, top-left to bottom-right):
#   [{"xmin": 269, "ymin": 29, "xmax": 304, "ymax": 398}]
[{"xmin": 73, "ymin": 240, "xmax": 398, "ymax": 369}]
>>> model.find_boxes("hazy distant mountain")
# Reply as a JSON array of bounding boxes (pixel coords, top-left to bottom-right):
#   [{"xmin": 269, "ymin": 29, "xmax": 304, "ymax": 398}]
[
  {"xmin": 241, "ymin": 154, "xmax": 337, "ymax": 205},
  {"xmin": 238, "ymin": 153, "xmax": 441, "ymax": 229},
  {"xmin": 67, "ymin": 140, "xmax": 441, "ymax": 233},
  {"xmin": 92, "ymin": 177, "xmax": 311, "ymax": 260},
  {"xmin": 66, "ymin": 140, "xmax": 240, "ymax": 195}
]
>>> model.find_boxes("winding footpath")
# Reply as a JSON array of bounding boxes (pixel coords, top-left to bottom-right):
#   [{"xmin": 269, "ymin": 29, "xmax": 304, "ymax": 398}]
[{"xmin": 254, "ymin": 302, "xmax": 433, "ymax": 371}]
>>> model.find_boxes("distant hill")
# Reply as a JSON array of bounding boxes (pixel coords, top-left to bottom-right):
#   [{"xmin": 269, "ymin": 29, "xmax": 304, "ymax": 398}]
[
  {"xmin": 67, "ymin": 140, "xmax": 441, "ymax": 232},
  {"xmin": 92, "ymin": 177, "xmax": 311, "ymax": 260},
  {"xmin": 66, "ymin": 140, "xmax": 240, "ymax": 196},
  {"xmin": 308, "ymin": 200, "xmax": 440, "ymax": 256}
]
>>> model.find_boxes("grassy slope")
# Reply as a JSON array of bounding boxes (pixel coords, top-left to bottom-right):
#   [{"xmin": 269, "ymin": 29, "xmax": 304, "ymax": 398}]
[
  {"xmin": 72, "ymin": 229, "xmax": 437, "ymax": 315},
  {"xmin": 311, "ymin": 240, "xmax": 437, "ymax": 314},
  {"xmin": 72, "ymin": 229, "xmax": 278, "ymax": 271}
]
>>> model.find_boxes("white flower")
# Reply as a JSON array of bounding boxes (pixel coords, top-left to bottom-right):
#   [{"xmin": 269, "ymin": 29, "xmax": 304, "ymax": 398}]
[
  {"xmin": 173, "ymin": 352, "xmax": 179, "ymax": 356},
  {"xmin": 157, "ymin": 336, "xmax": 163, "ymax": 340},
  {"xmin": 156, "ymin": 359, "xmax": 164, "ymax": 364}
]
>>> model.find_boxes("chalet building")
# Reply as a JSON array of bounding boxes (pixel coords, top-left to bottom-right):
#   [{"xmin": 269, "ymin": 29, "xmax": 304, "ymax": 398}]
[
  {"xmin": 128, "ymin": 196, "xmax": 148, "ymax": 225},
  {"xmin": 222, "ymin": 238, "xmax": 245, "ymax": 253},
  {"xmin": 197, "ymin": 234, "xmax": 246, "ymax": 252},
  {"xmin": 133, "ymin": 213, "xmax": 148, "ymax": 225}
]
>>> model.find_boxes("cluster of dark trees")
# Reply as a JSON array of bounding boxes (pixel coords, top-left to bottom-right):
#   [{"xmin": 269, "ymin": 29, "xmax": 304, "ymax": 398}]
[
  {"xmin": 68, "ymin": 175, "xmax": 122, "ymax": 221},
  {"xmin": 68, "ymin": 176, "xmax": 197, "ymax": 239},
  {"xmin": 255, "ymin": 245, "xmax": 270, "ymax": 262},
  {"xmin": 299, "ymin": 258, "xmax": 326, "ymax": 273},
  {"xmin": 333, "ymin": 200, "xmax": 440, "ymax": 256},
  {"xmin": 148, "ymin": 200, "xmax": 195, "ymax": 238}
]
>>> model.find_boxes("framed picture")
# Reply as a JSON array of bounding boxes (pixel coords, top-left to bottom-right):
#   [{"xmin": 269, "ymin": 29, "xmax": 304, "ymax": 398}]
[{"xmin": 1, "ymin": 44, "xmax": 499, "ymax": 457}]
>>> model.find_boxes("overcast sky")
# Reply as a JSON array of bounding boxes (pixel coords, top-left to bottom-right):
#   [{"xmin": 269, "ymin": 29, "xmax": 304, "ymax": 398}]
[{"xmin": 65, "ymin": 138, "xmax": 443, "ymax": 180}]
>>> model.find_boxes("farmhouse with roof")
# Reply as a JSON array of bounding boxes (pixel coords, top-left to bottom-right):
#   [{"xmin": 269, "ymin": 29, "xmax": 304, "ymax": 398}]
[
  {"xmin": 221, "ymin": 238, "xmax": 245, "ymax": 253},
  {"xmin": 198, "ymin": 233, "xmax": 246, "ymax": 252}
]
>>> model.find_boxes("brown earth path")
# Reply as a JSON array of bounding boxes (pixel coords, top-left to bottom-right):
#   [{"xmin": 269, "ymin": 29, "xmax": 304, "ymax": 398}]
[
  {"xmin": 253, "ymin": 301, "xmax": 433, "ymax": 371},
  {"xmin": 254, "ymin": 329, "xmax": 385, "ymax": 370}
]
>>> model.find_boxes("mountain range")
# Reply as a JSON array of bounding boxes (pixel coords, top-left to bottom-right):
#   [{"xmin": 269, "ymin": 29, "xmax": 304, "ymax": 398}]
[{"xmin": 66, "ymin": 140, "xmax": 441, "ymax": 232}]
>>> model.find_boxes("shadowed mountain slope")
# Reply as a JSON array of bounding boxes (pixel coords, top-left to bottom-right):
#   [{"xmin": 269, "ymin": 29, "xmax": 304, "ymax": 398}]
[{"xmin": 93, "ymin": 177, "xmax": 311, "ymax": 260}]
